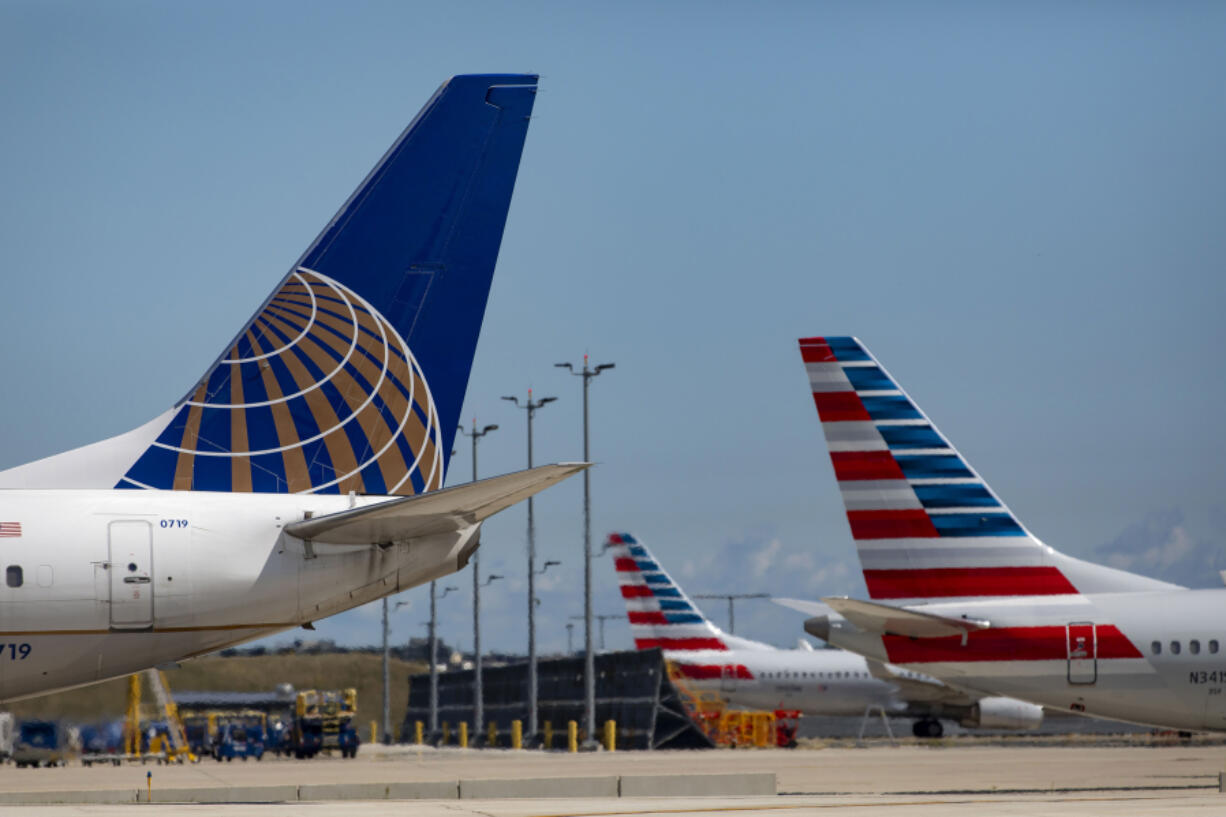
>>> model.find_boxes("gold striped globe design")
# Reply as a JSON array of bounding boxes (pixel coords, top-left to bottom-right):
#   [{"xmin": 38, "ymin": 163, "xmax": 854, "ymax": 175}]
[{"xmin": 147, "ymin": 267, "xmax": 443, "ymax": 495}]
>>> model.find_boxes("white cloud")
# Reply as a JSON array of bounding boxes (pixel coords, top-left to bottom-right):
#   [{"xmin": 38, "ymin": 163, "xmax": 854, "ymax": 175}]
[{"xmin": 751, "ymin": 539, "xmax": 783, "ymax": 579}]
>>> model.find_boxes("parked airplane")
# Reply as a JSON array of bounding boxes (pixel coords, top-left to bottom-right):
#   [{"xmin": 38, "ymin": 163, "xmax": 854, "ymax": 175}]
[
  {"xmin": 0, "ymin": 74, "xmax": 587, "ymax": 702},
  {"xmin": 795, "ymin": 335, "xmax": 1226, "ymax": 732},
  {"xmin": 606, "ymin": 532, "xmax": 1042, "ymax": 736}
]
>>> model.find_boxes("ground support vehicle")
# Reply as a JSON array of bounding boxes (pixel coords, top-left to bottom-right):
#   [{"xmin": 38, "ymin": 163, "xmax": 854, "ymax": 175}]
[
  {"xmin": 13, "ymin": 720, "xmax": 73, "ymax": 767},
  {"xmin": 290, "ymin": 689, "xmax": 359, "ymax": 759},
  {"xmin": 213, "ymin": 712, "xmax": 266, "ymax": 762}
]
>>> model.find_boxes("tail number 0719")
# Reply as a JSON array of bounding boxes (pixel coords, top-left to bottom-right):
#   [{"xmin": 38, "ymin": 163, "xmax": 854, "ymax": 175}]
[{"xmin": 2, "ymin": 643, "xmax": 31, "ymax": 660}]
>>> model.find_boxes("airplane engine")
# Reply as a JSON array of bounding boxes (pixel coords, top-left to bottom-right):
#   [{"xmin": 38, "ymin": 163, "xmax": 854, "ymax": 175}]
[{"xmin": 960, "ymin": 697, "xmax": 1044, "ymax": 731}]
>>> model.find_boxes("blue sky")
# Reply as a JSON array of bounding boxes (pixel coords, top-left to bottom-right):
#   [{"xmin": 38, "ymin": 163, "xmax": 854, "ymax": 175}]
[{"xmin": 1, "ymin": 1, "xmax": 1224, "ymax": 654}]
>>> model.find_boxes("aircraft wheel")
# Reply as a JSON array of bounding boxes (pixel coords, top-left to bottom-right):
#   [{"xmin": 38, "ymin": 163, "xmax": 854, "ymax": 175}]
[{"xmin": 912, "ymin": 719, "xmax": 943, "ymax": 738}]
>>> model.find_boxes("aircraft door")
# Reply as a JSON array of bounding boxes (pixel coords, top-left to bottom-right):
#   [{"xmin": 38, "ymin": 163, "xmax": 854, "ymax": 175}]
[
  {"xmin": 720, "ymin": 664, "xmax": 738, "ymax": 693},
  {"xmin": 1066, "ymin": 622, "xmax": 1097, "ymax": 685},
  {"xmin": 109, "ymin": 521, "xmax": 153, "ymax": 630}
]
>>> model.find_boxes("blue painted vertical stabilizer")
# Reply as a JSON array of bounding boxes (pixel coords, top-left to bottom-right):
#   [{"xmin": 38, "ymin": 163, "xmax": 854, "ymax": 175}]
[{"xmin": 106, "ymin": 74, "xmax": 539, "ymax": 494}]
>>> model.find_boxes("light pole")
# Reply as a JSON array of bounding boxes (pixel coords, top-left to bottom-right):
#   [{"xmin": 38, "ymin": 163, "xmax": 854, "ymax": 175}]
[
  {"xmin": 427, "ymin": 584, "xmax": 459, "ymax": 741},
  {"xmin": 556, "ymin": 356, "xmax": 614, "ymax": 745},
  {"xmin": 565, "ymin": 622, "xmax": 575, "ymax": 655},
  {"xmin": 474, "ymin": 572, "xmax": 503, "ymax": 743},
  {"xmin": 692, "ymin": 593, "xmax": 770, "ymax": 634},
  {"xmin": 501, "ymin": 390, "xmax": 557, "ymax": 744},
  {"xmin": 570, "ymin": 613, "xmax": 620, "ymax": 650},
  {"xmin": 381, "ymin": 596, "xmax": 411, "ymax": 744},
  {"xmin": 457, "ymin": 420, "xmax": 498, "ymax": 746}
]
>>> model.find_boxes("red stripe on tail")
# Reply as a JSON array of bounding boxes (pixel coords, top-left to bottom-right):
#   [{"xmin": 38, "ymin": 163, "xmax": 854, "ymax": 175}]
[
  {"xmin": 847, "ymin": 510, "xmax": 939, "ymax": 540},
  {"xmin": 620, "ymin": 585, "xmax": 653, "ymax": 598},
  {"xmin": 812, "ymin": 391, "xmax": 870, "ymax": 422},
  {"xmin": 864, "ymin": 566, "xmax": 1077, "ymax": 599},
  {"xmin": 628, "ymin": 611, "xmax": 668, "ymax": 625},
  {"xmin": 614, "ymin": 557, "xmax": 640, "ymax": 572},
  {"xmin": 830, "ymin": 450, "xmax": 905, "ymax": 481},
  {"xmin": 799, "ymin": 338, "xmax": 836, "ymax": 363}
]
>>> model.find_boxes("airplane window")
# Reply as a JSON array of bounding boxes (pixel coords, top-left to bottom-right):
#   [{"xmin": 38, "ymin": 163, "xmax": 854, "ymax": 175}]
[
  {"xmin": 1152, "ymin": 641, "xmax": 1161, "ymax": 655},
  {"xmin": 1191, "ymin": 640, "xmax": 1201, "ymax": 655},
  {"xmin": 1211, "ymin": 640, "xmax": 1220, "ymax": 654},
  {"xmin": 5, "ymin": 566, "xmax": 21, "ymax": 588},
  {"xmin": 1170, "ymin": 641, "xmax": 1181, "ymax": 655}
]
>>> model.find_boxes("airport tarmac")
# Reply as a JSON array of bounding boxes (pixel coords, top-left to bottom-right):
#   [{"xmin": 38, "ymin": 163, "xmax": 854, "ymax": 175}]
[{"xmin": 2, "ymin": 741, "xmax": 1225, "ymax": 815}]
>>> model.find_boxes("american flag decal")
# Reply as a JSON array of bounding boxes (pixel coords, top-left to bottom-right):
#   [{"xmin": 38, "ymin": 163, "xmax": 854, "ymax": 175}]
[{"xmin": 0, "ymin": 522, "xmax": 21, "ymax": 537}]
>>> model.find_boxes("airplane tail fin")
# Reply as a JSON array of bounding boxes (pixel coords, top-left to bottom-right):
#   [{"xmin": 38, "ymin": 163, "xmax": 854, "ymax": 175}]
[
  {"xmin": 798, "ymin": 336, "xmax": 1177, "ymax": 601},
  {"xmin": 606, "ymin": 532, "xmax": 770, "ymax": 651},
  {"xmin": 1, "ymin": 75, "xmax": 538, "ymax": 495}
]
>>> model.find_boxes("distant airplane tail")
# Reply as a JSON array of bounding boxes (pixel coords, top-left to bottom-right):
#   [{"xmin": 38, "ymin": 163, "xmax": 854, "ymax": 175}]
[
  {"xmin": 797, "ymin": 336, "xmax": 1177, "ymax": 602},
  {"xmin": 1, "ymin": 75, "xmax": 539, "ymax": 495},
  {"xmin": 606, "ymin": 532, "xmax": 771, "ymax": 652}
]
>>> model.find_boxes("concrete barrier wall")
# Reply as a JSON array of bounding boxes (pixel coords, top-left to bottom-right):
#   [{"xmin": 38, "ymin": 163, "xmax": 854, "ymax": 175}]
[
  {"xmin": 300, "ymin": 781, "xmax": 460, "ymax": 800},
  {"xmin": 144, "ymin": 784, "xmax": 299, "ymax": 803},
  {"xmin": 0, "ymin": 771, "xmax": 776, "ymax": 804},
  {"xmin": 620, "ymin": 773, "xmax": 776, "ymax": 797},
  {"xmin": 460, "ymin": 776, "xmax": 619, "ymax": 799},
  {"xmin": 0, "ymin": 789, "xmax": 138, "ymax": 804}
]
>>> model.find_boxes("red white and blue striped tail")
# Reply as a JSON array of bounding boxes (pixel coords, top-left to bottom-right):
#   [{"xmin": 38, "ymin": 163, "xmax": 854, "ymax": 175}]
[
  {"xmin": 606, "ymin": 533, "xmax": 770, "ymax": 652},
  {"xmin": 798, "ymin": 336, "xmax": 1177, "ymax": 603}
]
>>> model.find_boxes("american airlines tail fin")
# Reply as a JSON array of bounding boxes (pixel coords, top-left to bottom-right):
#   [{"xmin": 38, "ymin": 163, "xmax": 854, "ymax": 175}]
[
  {"xmin": 606, "ymin": 533, "xmax": 772, "ymax": 652},
  {"xmin": 0, "ymin": 75, "xmax": 538, "ymax": 495},
  {"xmin": 798, "ymin": 336, "xmax": 1177, "ymax": 602}
]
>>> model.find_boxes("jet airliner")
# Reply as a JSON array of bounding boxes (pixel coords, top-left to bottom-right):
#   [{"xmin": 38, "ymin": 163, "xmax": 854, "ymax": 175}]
[
  {"xmin": 608, "ymin": 533, "xmax": 1043, "ymax": 736},
  {"xmin": 0, "ymin": 74, "xmax": 587, "ymax": 702},
  {"xmin": 795, "ymin": 335, "xmax": 1226, "ymax": 732}
]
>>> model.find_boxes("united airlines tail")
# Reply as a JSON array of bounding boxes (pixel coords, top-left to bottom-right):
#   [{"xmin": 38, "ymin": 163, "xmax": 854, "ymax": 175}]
[
  {"xmin": 798, "ymin": 336, "xmax": 1177, "ymax": 603},
  {"xmin": 0, "ymin": 75, "xmax": 538, "ymax": 495},
  {"xmin": 606, "ymin": 532, "xmax": 771, "ymax": 652}
]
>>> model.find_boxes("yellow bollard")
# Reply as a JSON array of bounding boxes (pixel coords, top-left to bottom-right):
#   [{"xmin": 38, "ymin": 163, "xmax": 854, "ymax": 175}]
[
  {"xmin": 370, "ymin": 720, "xmax": 378, "ymax": 745},
  {"xmin": 459, "ymin": 721, "xmax": 469, "ymax": 749},
  {"xmin": 442, "ymin": 721, "xmax": 451, "ymax": 745},
  {"xmin": 543, "ymin": 720, "xmax": 553, "ymax": 750},
  {"xmin": 567, "ymin": 720, "xmax": 578, "ymax": 753},
  {"xmin": 604, "ymin": 719, "xmax": 616, "ymax": 752},
  {"xmin": 511, "ymin": 720, "xmax": 522, "ymax": 750},
  {"xmin": 487, "ymin": 720, "xmax": 497, "ymax": 747},
  {"xmin": 415, "ymin": 720, "xmax": 424, "ymax": 745}
]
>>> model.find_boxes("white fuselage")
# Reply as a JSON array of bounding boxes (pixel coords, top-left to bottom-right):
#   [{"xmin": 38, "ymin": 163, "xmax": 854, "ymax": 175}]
[
  {"xmin": 0, "ymin": 490, "xmax": 477, "ymax": 702},
  {"xmin": 666, "ymin": 647, "xmax": 909, "ymax": 716},
  {"xmin": 826, "ymin": 588, "xmax": 1226, "ymax": 731}
]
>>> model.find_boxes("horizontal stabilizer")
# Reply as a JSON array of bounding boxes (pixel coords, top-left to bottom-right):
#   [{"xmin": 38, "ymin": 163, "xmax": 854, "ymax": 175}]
[
  {"xmin": 772, "ymin": 597, "xmax": 835, "ymax": 618},
  {"xmin": 822, "ymin": 596, "xmax": 990, "ymax": 639},
  {"xmin": 285, "ymin": 463, "xmax": 589, "ymax": 545},
  {"xmin": 865, "ymin": 659, "xmax": 972, "ymax": 704}
]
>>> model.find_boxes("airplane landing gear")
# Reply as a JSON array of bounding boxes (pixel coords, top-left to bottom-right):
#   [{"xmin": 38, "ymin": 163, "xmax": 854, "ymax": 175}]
[{"xmin": 912, "ymin": 718, "xmax": 943, "ymax": 738}]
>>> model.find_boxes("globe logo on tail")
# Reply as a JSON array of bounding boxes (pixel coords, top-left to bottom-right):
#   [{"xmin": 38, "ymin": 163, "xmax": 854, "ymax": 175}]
[{"xmin": 118, "ymin": 268, "xmax": 443, "ymax": 495}]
